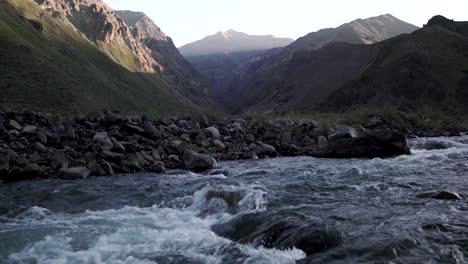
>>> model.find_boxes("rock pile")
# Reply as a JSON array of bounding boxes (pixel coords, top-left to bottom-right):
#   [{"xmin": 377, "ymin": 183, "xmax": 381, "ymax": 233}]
[{"xmin": 0, "ymin": 110, "xmax": 410, "ymax": 182}]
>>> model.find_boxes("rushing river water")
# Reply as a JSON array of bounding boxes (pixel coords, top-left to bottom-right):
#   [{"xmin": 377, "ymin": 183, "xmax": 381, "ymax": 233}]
[{"xmin": 1, "ymin": 136, "xmax": 468, "ymax": 263}]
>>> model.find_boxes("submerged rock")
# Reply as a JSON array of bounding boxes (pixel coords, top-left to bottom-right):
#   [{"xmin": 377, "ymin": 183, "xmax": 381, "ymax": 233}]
[
  {"xmin": 59, "ymin": 167, "xmax": 91, "ymax": 180},
  {"xmin": 206, "ymin": 190, "xmax": 243, "ymax": 208},
  {"xmin": 183, "ymin": 150, "xmax": 217, "ymax": 172},
  {"xmin": 417, "ymin": 191, "xmax": 462, "ymax": 200},
  {"xmin": 212, "ymin": 213, "xmax": 343, "ymax": 256}
]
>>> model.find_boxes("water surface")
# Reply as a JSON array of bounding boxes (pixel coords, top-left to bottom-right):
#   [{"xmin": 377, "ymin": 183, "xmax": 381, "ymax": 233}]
[{"xmin": 1, "ymin": 136, "xmax": 468, "ymax": 263}]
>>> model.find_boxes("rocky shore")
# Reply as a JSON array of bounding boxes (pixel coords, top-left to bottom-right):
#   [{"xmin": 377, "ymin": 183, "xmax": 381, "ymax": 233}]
[{"xmin": 0, "ymin": 110, "xmax": 411, "ymax": 182}]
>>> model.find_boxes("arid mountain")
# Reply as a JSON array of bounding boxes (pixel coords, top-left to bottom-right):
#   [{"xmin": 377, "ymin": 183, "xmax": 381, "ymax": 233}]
[
  {"xmin": 179, "ymin": 30, "xmax": 293, "ymax": 56},
  {"xmin": 234, "ymin": 16, "xmax": 468, "ymax": 116},
  {"xmin": 0, "ymin": 0, "xmax": 214, "ymax": 114},
  {"xmin": 204, "ymin": 14, "xmax": 419, "ymax": 108}
]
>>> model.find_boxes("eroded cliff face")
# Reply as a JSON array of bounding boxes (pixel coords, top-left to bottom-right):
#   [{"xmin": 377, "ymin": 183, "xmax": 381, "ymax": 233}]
[
  {"xmin": 116, "ymin": 10, "xmax": 211, "ymax": 96},
  {"xmin": 35, "ymin": 0, "xmax": 162, "ymax": 72}
]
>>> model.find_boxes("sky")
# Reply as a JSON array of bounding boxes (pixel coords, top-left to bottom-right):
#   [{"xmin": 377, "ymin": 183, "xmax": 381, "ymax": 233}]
[{"xmin": 104, "ymin": 0, "xmax": 468, "ymax": 47}]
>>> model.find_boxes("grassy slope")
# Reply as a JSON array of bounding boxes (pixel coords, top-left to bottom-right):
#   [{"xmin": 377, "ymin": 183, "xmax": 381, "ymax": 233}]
[{"xmin": 0, "ymin": 0, "xmax": 202, "ymax": 115}]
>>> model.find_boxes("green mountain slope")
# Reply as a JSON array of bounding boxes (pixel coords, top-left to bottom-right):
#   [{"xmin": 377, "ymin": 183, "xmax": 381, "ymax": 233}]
[
  {"xmin": 0, "ymin": 0, "xmax": 215, "ymax": 115},
  {"xmin": 230, "ymin": 16, "xmax": 468, "ymax": 119}
]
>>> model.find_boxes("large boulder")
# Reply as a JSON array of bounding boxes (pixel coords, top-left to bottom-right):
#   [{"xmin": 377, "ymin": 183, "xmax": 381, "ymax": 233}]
[
  {"xmin": 183, "ymin": 150, "xmax": 217, "ymax": 172},
  {"xmin": 205, "ymin": 126, "xmax": 221, "ymax": 139},
  {"xmin": 311, "ymin": 129, "xmax": 410, "ymax": 158},
  {"xmin": 327, "ymin": 125, "xmax": 358, "ymax": 142}
]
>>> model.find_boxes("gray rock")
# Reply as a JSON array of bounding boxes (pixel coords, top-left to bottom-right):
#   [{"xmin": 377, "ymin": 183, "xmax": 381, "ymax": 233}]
[
  {"xmin": 91, "ymin": 160, "xmax": 114, "ymax": 176},
  {"xmin": 213, "ymin": 139, "xmax": 225, "ymax": 150},
  {"xmin": 254, "ymin": 143, "xmax": 277, "ymax": 156},
  {"xmin": 201, "ymin": 139, "xmax": 211, "ymax": 148},
  {"xmin": 8, "ymin": 120, "xmax": 22, "ymax": 131},
  {"xmin": 318, "ymin": 135, "xmax": 328, "ymax": 146},
  {"xmin": 205, "ymin": 126, "xmax": 221, "ymax": 139},
  {"xmin": 183, "ymin": 150, "xmax": 217, "ymax": 172},
  {"xmin": 144, "ymin": 121, "xmax": 161, "ymax": 138},
  {"xmin": 22, "ymin": 125, "xmax": 37, "ymax": 134},
  {"xmin": 101, "ymin": 150, "xmax": 125, "ymax": 161},
  {"xmin": 59, "ymin": 167, "xmax": 91, "ymax": 180},
  {"xmin": 0, "ymin": 153, "xmax": 10, "ymax": 172},
  {"xmin": 93, "ymin": 132, "xmax": 113, "ymax": 151},
  {"xmin": 169, "ymin": 155, "xmax": 180, "ymax": 162},
  {"xmin": 245, "ymin": 134, "xmax": 255, "ymax": 143},
  {"xmin": 206, "ymin": 190, "xmax": 243, "ymax": 208},
  {"xmin": 51, "ymin": 150, "xmax": 68, "ymax": 170},
  {"xmin": 328, "ymin": 125, "xmax": 358, "ymax": 141},
  {"xmin": 150, "ymin": 161, "xmax": 166, "ymax": 173},
  {"xmin": 111, "ymin": 138, "xmax": 126, "ymax": 153},
  {"xmin": 34, "ymin": 142, "xmax": 48, "ymax": 152},
  {"xmin": 125, "ymin": 124, "xmax": 145, "ymax": 134},
  {"xmin": 64, "ymin": 126, "xmax": 76, "ymax": 139},
  {"xmin": 15, "ymin": 156, "xmax": 29, "ymax": 166},
  {"xmin": 37, "ymin": 131, "xmax": 48, "ymax": 144}
]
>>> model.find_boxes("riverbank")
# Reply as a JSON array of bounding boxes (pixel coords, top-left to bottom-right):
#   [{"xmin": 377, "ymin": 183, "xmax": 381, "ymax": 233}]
[{"xmin": 0, "ymin": 110, "xmax": 418, "ymax": 182}]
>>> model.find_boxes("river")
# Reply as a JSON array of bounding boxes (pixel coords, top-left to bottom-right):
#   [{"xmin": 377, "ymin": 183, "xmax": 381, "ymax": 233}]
[{"xmin": 1, "ymin": 136, "xmax": 468, "ymax": 263}]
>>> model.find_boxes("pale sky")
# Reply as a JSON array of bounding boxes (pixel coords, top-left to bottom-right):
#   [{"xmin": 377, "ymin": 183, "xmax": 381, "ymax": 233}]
[{"xmin": 104, "ymin": 0, "xmax": 468, "ymax": 47}]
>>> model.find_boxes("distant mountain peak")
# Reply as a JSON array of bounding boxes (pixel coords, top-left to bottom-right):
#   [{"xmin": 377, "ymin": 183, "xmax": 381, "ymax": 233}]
[{"xmin": 179, "ymin": 30, "xmax": 293, "ymax": 56}]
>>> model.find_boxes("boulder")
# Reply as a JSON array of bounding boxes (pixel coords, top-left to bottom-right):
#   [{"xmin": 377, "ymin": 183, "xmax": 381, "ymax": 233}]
[
  {"xmin": 51, "ymin": 150, "xmax": 68, "ymax": 170},
  {"xmin": 101, "ymin": 150, "xmax": 125, "ymax": 161},
  {"xmin": 312, "ymin": 129, "xmax": 410, "ymax": 158},
  {"xmin": 317, "ymin": 135, "xmax": 328, "ymax": 147},
  {"xmin": 183, "ymin": 150, "xmax": 217, "ymax": 172},
  {"xmin": 206, "ymin": 190, "xmax": 243, "ymax": 208},
  {"xmin": 59, "ymin": 167, "xmax": 91, "ymax": 180},
  {"xmin": 205, "ymin": 126, "xmax": 221, "ymax": 139},
  {"xmin": 8, "ymin": 120, "xmax": 22, "ymax": 131},
  {"xmin": 254, "ymin": 143, "xmax": 277, "ymax": 156},
  {"xmin": 213, "ymin": 139, "xmax": 225, "ymax": 150},
  {"xmin": 34, "ymin": 142, "xmax": 48, "ymax": 152},
  {"xmin": 144, "ymin": 121, "xmax": 161, "ymax": 138},
  {"xmin": 328, "ymin": 125, "xmax": 358, "ymax": 142},
  {"xmin": 37, "ymin": 131, "xmax": 48, "ymax": 144},
  {"xmin": 0, "ymin": 153, "xmax": 10, "ymax": 172},
  {"xmin": 111, "ymin": 138, "xmax": 126, "ymax": 153},
  {"xmin": 22, "ymin": 125, "xmax": 37, "ymax": 134},
  {"xmin": 93, "ymin": 132, "xmax": 113, "ymax": 151},
  {"xmin": 150, "ymin": 161, "xmax": 166, "ymax": 173},
  {"xmin": 64, "ymin": 125, "xmax": 76, "ymax": 139},
  {"xmin": 245, "ymin": 134, "xmax": 255, "ymax": 143}
]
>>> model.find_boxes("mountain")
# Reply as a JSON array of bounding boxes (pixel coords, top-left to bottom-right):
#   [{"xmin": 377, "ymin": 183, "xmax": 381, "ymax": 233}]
[
  {"xmin": 179, "ymin": 30, "xmax": 293, "ymax": 56},
  {"xmin": 217, "ymin": 14, "xmax": 420, "ymax": 110},
  {"xmin": 179, "ymin": 31, "xmax": 292, "ymax": 98},
  {"xmin": 114, "ymin": 10, "xmax": 211, "ymax": 96},
  {"xmin": 233, "ymin": 16, "xmax": 468, "ymax": 117},
  {"xmin": 0, "ymin": 0, "xmax": 214, "ymax": 115},
  {"xmin": 289, "ymin": 14, "xmax": 419, "ymax": 51}
]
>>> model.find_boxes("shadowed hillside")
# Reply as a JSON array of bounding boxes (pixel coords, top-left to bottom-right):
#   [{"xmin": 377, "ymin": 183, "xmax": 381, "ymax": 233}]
[{"xmin": 0, "ymin": 0, "xmax": 216, "ymax": 115}]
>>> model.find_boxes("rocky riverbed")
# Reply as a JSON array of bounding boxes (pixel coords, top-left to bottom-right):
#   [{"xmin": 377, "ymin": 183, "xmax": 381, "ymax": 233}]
[{"xmin": 0, "ymin": 110, "xmax": 411, "ymax": 182}]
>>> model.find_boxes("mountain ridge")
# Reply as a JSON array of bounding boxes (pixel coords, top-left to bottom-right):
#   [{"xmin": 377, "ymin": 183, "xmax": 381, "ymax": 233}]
[
  {"xmin": 179, "ymin": 30, "xmax": 294, "ymax": 56},
  {"xmin": 233, "ymin": 16, "xmax": 468, "ymax": 117}
]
